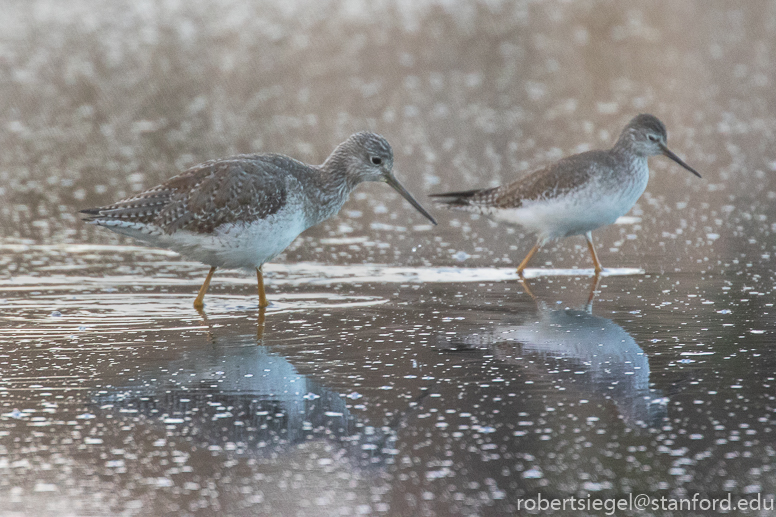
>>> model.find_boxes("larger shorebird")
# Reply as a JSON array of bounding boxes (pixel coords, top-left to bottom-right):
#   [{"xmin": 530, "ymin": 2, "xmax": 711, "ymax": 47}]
[
  {"xmin": 431, "ymin": 114, "xmax": 701, "ymax": 275},
  {"xmin": 82, "ymin": 132, "xmax": 437, "ymax": 309}
]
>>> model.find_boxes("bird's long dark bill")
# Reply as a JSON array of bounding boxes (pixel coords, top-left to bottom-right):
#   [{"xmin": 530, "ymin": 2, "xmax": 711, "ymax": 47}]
[
  {"xmin": 385, "ymin": 174, "xmax": 438, "ymax": 225},
  {"xmin": 661, "ymin": 144, "xmax": 701, "ymax": 178}
]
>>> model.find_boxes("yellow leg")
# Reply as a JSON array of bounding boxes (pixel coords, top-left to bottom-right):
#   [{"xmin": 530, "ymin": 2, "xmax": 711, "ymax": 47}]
[
  {"xmin": 516, "ymin": 242, "xmax": 541, "ymax": 277},
  {"xmin": 257, "ymin": 267, "xmax": 269, "ymax": 308},
  {"xmin": 194, "ymin": 266, "xmax": 217, "ymax": 310},
  {"xmin": 518, "ymin": 276, "xmax": 539, "ymax": 304},
  {"xmin": 585, "ymin": 271, "xmax": 602, "ymax": 310},
  {"xmin": 585, "ymin": 231, "xmax": 603, "ymax": 274},
  {"xmin": 257, "ymin": 306, "xmax": 266, "ymax": 340}
]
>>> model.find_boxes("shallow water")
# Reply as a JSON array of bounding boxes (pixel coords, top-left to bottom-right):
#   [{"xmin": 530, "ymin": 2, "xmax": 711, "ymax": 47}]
[{"xmin": 2, "ymin": 1, "xmax": 776, "ymax": 516}]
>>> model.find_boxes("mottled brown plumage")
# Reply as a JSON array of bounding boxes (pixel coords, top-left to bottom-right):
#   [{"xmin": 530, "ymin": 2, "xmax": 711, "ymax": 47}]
[
  {"xmin": 81, "ymin": 155, "xmax": 294, "ymax": 234},
  {"xmin": 82, "ymin": 132, "xmax": 436, "ymax": 309},
  {"xmin": 432, "ymin": 150, "xmax": 622, "ymax": 210},
  {"xmin": 431, "ymin": 114, "xmax": 701, "ymax": 275}
]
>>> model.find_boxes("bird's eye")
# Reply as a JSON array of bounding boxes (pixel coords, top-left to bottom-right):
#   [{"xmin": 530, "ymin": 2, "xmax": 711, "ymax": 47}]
[
  {"xmin": 370, "ymin": 156, "xmax": 382, "ymax": 165},
  {"xmin": 648, "ymin": 135, "xmax": 659, "ymax": 142}
]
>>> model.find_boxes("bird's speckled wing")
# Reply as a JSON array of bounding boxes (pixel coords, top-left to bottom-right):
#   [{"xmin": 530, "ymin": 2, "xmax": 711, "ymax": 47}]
[
  {"xmin": 432, "ymin": 150, "xmax": 615, "ymax": 210},
  {"xmin": 82, "ymin": 154, "xmax": 299, "ymax": 234}
]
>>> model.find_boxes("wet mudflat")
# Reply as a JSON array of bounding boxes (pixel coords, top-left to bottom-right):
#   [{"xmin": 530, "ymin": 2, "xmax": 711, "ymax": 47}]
[{"xmin": 2, "ymin": 1, "xmax": 776, "ymax": 516}]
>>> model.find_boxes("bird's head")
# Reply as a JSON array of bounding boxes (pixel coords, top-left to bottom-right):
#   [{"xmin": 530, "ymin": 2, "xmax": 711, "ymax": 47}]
[
  {"xmin": 619, "ymin": 114, "xmax": 701, "ymax": 178},
  {"xmin": 326, "ymin": 132, "xmax": 437, "ymax": 224}
]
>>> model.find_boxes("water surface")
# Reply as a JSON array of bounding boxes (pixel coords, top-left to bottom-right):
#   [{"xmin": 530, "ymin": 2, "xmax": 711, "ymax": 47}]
[{"xmin": 1, "ymin": 1, "xmax": 775, "ymax": 516}]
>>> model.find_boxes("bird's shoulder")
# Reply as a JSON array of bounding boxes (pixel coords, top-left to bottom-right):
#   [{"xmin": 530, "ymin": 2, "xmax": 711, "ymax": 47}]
[
  {"xmin": 163, "ymin": 153, "xmax": 307, "ymax": 189},
  {"xmin": 494, "ymin": 149, "xmax": 615, "ymax": 207}
]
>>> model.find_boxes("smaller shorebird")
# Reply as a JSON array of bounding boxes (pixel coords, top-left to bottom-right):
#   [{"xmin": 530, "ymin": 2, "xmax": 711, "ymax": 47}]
[
  {"xmin": 431, "ymin": 114, "xmax": 701, "ymax": 275},
  {"xmin": 82, "ymin": 132, "xmax": 436, "ymax": 309}
]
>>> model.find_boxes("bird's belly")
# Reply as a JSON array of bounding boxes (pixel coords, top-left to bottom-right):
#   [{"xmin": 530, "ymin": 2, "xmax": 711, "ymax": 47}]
[
  {"xmin": 213, "ymin": 210, "xmax": 307, "ymax": 269},
  {"xmin": 491, "ymin": 186, "xmax": 643, "ymax": 242},
  {"xmin": 142, "ymin": 208, "xmax": 307, "ymax": 269}
]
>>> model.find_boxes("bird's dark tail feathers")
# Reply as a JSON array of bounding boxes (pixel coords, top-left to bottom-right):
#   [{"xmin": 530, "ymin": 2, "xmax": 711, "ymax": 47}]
[
  {"xmin": 428, "ymin": 188, "xmax": 489, "ymax": 207},
  {"xmin": 430, "ymin": 187, "xmax": 498, "ymax": 214},
  {"xmin": 79, "ymin": 207, "xmax": 106, "ymax": 222}
]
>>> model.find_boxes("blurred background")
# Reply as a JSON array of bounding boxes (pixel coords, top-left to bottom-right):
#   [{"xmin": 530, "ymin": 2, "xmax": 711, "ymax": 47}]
[
  {"xmin": 1, "ymin": 0, "xmax": 773, "ymax": 271},
  {"xmin": 1, "ymin": 1, "xmax": 776, "ymax": 516}
]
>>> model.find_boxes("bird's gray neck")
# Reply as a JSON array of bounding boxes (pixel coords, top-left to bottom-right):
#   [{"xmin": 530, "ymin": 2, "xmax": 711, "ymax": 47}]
[
  {"xmin": 610, "ymin": 145, "xmax": 648, "ymax": 178},
  {"xmin": 612, "ymin": 130, "xmax": 648, "ymax": 158},
  {"xmin": 610, "ymin": 132, "xmax": 650, "ymax": 172},
  {"xmin": 303, "ymin": 157, "xmax": 359, "ymax": 225},
  {"xmin": 606, "ymin": 138, "xmax": 651, "ymax": 202}
]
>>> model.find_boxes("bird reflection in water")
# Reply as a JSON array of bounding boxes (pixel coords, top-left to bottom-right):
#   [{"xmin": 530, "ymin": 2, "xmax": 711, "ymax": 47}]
[
  {"xmin": 92, "ymin": 319, "xmax": 396, "ymax": 471},
  {"xmin": 196, "ymin": 304, "xmax": 267, "ymax": 341},
  {"xmin": 447, "ymin": 275, "xmax": 667, "ymax": 429}
]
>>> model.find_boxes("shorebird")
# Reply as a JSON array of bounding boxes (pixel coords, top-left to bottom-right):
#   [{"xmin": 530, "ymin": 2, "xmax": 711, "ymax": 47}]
[
  {"xmin": 81, "ymin": 132, "xmax": 437, "ymax": 309},
  {"xmin": 431, "ymin": 114, "xmax": 700, "ymax": 275}
]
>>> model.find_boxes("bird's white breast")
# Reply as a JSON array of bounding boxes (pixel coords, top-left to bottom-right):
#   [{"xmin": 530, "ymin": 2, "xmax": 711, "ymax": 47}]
[{"xmin": 490, "ymin": 159, "xmax": 649, "ymax": 242}]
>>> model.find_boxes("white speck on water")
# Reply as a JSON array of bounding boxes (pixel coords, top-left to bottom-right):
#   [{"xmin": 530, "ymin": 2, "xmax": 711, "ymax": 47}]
[
  {"xmin": 426, "ymin": 468, "xmax": 453, "ymax": 480},
  {"xmin": 582, "ymin": 481, "xmax": 612, "ymax": 491},
  {"xmin": 522, "ymin": 468, "xmax": 543, "ymax": 479},
  {"xmin": 33, "ymin": 483, "xmax": 58, "ymax": 492},
  {"xmin": 597, "ymin": 101, "xmax": 619, "ymax": 114},
  {"xmin": 614, "ymin": 215, "xmax": 641, "ymax": 225}
]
